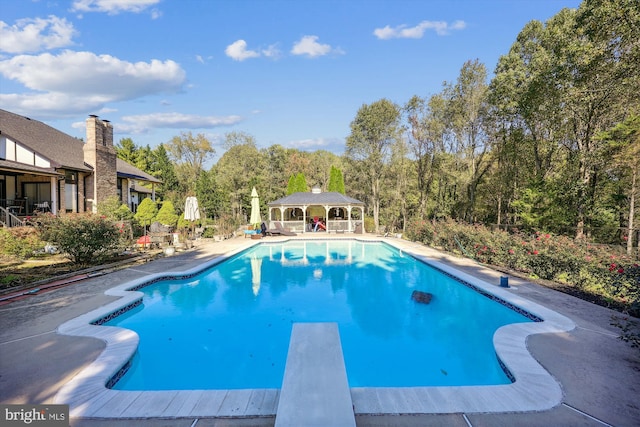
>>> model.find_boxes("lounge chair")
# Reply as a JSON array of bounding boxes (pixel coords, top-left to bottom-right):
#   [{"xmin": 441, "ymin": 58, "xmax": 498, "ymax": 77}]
[{"xmin": 266, "ymin": 221, "xmax": 297, "ymax": 236}]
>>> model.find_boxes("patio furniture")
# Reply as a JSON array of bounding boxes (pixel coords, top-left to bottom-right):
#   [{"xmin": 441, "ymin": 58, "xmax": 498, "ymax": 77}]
[
  {"xmin": 266, "ymin": 221, "xmax": 297, "ymax": 236},
  {"xmin": 35, "ymin": 201, "xmax": 50, "ymax": 212}
]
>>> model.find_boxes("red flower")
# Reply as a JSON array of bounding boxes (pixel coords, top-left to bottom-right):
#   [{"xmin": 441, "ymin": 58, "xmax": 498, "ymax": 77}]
[
  {"xmin": 508, "ymin": 249, "xmax": 514, "ymax": 254},
  {"xmin": 533, "ymin": 250, "xmax": 539, "ymax": 255},
  {"xmin": 617, "ymin": 268, "xmax": 624, "ymax": 274},
  {"xmin": 545, "ymin": 234, "xmax": 550, "ymax": 239}
]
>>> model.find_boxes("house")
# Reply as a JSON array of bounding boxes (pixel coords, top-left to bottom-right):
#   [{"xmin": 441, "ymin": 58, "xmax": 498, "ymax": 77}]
[{"xmin": 0, "ymin": 109, "xmax": 161, "ymax": 225}]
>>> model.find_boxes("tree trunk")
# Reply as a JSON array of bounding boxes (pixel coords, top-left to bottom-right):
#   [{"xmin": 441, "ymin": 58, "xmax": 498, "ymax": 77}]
[{"xmin": 627, "ymin": 168, "xmax": 636, "ymax": 256}]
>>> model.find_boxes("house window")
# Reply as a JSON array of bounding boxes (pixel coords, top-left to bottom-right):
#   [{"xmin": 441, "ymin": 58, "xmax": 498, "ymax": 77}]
[
  {"xmin": 65, "ymin": 171, "xmax": 78, "ymax": 212},
  {"xmin": 117, "ymin": 178, "xmax": 123, "ymax": 200}
]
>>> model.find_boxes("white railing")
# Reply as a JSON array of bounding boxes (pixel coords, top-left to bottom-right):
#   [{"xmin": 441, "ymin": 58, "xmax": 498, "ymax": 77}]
[
  {"xmin": 0, "ymin": 207, "xmax": 26, "ymax": 228},
  {"xmin": 276, "ymin": 219, "xmax": 362, "ymax": 233}
]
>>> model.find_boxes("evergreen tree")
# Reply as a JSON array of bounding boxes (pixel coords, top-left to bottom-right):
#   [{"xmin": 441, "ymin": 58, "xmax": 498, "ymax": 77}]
[
  {"xmin": 327, "ymin": 165, "xmax": 346, "ymax": 194},
  {"xmin": 155, "ymin": 200, "xmax": 179, "ymax": 227},
  {"xmin": 134, "ymin": 198, "xmax": 158, "ymax": 228},
  {"xmin": 295, "ymin": 173, "xmax": 308, "ymax": 192},
  {"xmin": 286, "ymin": 175, "xmax": 297, "ymax": 195}
]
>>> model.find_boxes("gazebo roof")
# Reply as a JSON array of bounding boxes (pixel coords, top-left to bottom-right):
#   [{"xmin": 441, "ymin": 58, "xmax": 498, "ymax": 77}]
[{"xmin": 268, "ymin": 191, "xmax": 364, "ymax": 206}]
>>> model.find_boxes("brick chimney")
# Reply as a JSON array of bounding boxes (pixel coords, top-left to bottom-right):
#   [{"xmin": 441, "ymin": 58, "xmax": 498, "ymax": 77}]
[{"xmin": 83, "ymin": 115, "xmax": 117, "ymax": 212}]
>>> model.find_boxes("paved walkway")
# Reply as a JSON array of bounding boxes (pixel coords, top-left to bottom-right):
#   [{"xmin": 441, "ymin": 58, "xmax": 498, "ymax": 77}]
[{"xmin": 1, "ymin": 234, "xmax": 638, "ymax": 426}]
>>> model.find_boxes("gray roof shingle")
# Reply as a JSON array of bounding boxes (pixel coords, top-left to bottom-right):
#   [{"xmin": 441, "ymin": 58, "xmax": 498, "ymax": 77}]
[
  {"xmin": 0, "ymin": 108, "xmax": 90, "ymax": 171},
  {"xmin": 268, "ymin": 191, "xmax": 364, "ymax": 206}
]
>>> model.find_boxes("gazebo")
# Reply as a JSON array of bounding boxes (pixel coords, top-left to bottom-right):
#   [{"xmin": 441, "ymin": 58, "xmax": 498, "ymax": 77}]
[{"xmin": 267, "ymin": 187, "xmax": 365, "ymax": 234}]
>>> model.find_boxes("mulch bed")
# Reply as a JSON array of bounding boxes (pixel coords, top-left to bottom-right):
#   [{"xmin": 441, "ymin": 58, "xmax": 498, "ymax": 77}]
[{"xmin": 0, "ymin": 252, "xmax": 157, "ymax": 294}]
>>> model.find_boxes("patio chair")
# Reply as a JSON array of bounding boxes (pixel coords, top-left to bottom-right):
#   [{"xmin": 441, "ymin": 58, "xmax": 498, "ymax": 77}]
[
  {"xmin": 35, "ymin": 201, "xmax": 50, "ymax": 212},
  {"xmin": 266, "ymin": 221, "xmax": 297, "ymax": 236}
]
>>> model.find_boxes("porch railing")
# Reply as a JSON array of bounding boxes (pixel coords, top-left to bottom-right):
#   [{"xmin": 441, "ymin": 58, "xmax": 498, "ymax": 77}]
[
  {"xmin": 0, "ymin": 199, "xmax": 53, "ymax": 216},
  {"xmin": 0, "ymin": 206, "xmax": 26, "ymax": 228},
  {"xmin": 275, "ymin": 219, "xmax": 363, "ymax": 233}
]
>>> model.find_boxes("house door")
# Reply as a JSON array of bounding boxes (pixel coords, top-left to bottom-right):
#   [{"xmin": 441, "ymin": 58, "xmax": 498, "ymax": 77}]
[{"xmin": 24, "ymin": 182, "xmax": 52, "ymax": 212}]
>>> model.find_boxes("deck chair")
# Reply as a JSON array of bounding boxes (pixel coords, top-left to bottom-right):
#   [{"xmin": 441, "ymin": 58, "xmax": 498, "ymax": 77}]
[{"xmin": 266, "ymin": 221, "xmax": 297, "ymax": 236}]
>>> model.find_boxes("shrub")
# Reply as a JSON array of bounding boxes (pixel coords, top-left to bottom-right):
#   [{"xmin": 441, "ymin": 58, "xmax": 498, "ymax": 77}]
[
  {"xmin": 134, "ymin": 198, "xmax": 158, "ymax": 227},
  {"xmin": 363, "ymin": 217, "xmax": 375, "ymax": 233},
  {"xmin": 156, "ymin": 200, "xmax": 179, "ymax": 227},
  {"xmin": 38, "ymin": 213, "xmax": 121, "ymax": 265},
  {"xmin": 0, "ymin": 227, "xmax": 44, "ymax": 258},
  {"xmin": 404, "ymin": 217, "xmax": 639, "ymax": 314}
]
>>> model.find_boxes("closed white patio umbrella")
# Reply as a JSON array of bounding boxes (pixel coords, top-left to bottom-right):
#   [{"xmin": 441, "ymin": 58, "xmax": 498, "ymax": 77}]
[{"xmin": 184, "ymin": 196, "xmax": 200, "ymax": 221}]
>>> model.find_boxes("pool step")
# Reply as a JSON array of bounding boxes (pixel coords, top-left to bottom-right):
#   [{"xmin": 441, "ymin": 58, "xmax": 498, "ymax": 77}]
[{"xmin": 275, "ymin": 322, "xmax": 356, "ymax": 427}]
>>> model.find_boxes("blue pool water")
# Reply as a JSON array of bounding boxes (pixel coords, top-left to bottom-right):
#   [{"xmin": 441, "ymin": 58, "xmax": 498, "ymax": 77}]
[{"xmin": 107, "ymin": 240, "xmax": 532, "ymax": 390}]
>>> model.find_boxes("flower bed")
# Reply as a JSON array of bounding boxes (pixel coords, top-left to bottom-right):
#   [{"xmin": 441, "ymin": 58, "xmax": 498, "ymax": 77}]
[{"xmin": 405, "ymin": 218, "xmax": 639, "ymax": 317}]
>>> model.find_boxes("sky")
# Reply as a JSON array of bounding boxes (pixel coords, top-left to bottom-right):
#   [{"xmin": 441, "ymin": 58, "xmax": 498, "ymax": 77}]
[{"xmin": 1, "ymin": 0, "xmax": 582, "ymax": 160}]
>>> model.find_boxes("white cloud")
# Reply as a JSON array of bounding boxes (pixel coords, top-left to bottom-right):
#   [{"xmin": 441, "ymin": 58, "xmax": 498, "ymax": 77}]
[
  {"xmin": 262, "ymin": 43, "xmax": 282, "ymax": 59},
  {"xmin": 0, "ymin": 92, "xmax": 107, "ymax": 118},
  {"xmin": 291, "ymin": 35, "xmax": 342, "ymax": 58},
  {"xmin": 0, "ymin": 50, "xmax": 186, "ymax": 117},
  {"xmin": 225, "ymin": 40, "xmax": 260, "ymax": 61},
  {"xmin": 225, "ymin": 40, "xmax": 282, "ymax": 61},
  {"xmin": 373, "ymin": 20, "xmax": 466, "ymax": 39},
  {"xmin": 288, "ymin": 137, "xmax": 344, "ymax": 153},
  {"xmin": 0, "ymin": 16, "xmax": 77, "ymax": 54},
  {"xmin": 117, "ymin": 112, "xmax": 243, "ymax": 134},
  {"xmin": 71, "ymin": 0, "xmax": 161, "ymax": 15}
]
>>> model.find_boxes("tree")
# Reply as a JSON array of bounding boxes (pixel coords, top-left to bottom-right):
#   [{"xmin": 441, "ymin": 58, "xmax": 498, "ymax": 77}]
[
  {"xmin": 195, "ymin": 169, "xmax": 224, "ymax": 220},
  {"xmin": 404, "ymin": 94, "xmax": 447, "ymax": 217},
  {"xmin": 443, "ymin": 59, "xmax": 493, "ymax": 221},
  {"xmin": 165, "ymin": 132, "xmax": 215, "ymax": 192},
  {"xmin": 215, "ymin": 134, "xmax": 264, "ymax": 221},
  {"xmin": 383, "ymin": 138, "xmax": 413, "ymax": 233},
  {"xmin": 286, "ymin": 175, "xmax": 297, "ymax": 195},
  {"xmin": 598, "ymin": 114, "xmax": 640, "ymax": 255},
  {"xmin": 327, "ymin": 165, "xmax": 345, "ymax": 194},
  {"xmin": 308, "ymin": 150, "xmax": 341, "ymax": 190},
  {"xmin": 134, "ymin": 197, "xmax": 157, "ymax": 228},
  {"xmin": 115, "ymin": 138, "xmax": 139, "ymax": 165},
  {"xmin": 294, "ymin": 173, "xmax": 307, "ymax": 192},
  {"xmin": 345, "ymin": 99, "xmax": 400, "ymax": 233},
  {"xmin": 151, "ymin": 144, "xmax": 180, "ymax": 201},
  {"xmin": 156, "ymin": 200, "xmax": 179, "ymax": 227}
]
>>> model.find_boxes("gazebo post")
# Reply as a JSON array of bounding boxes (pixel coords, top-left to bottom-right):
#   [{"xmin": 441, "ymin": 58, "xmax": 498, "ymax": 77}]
[{"xmin": 302, "ymin": 205, "xmax": 308, "ymax": 233}]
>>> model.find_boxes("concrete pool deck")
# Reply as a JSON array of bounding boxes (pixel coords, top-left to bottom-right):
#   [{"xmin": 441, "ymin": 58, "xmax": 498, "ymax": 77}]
[{"xmin": 1, "ymin": 234, "xmax": 639, "ymax": 426}]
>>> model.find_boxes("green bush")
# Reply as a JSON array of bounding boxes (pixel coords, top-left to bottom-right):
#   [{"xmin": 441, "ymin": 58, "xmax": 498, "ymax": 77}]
[
  {"xmin": 97, "ymin": 196, "xmax": 134, "ymax": 221},
  {"xmin": 134, "ymin": 198, "xmax": 158, "ymax": 227},
  {"xmin": 38, "ymin": 213, "xmax": 122, "ymax": 265},
  {"xmin": 156, "ymin": 200, "xmax": 179, "ymax": 227},
  {"xmin": 0, "ymin": 227, "xmax": 44, "ymax": 258}
]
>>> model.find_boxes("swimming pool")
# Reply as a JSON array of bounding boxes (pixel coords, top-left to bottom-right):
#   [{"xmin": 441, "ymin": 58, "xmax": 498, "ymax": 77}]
[
  {"xmin": 55, "ymin": 237, "xmax": 576, "ymax": 417},
  {"xmin": 105, "ymin": 240, "xmax": 533, "ymax": 390}
]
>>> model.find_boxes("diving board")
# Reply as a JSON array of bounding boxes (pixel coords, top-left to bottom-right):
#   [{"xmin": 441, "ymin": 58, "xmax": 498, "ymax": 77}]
[{"xmin": 275, "ymin": 322, "xmax": 356, "ymax": 427}]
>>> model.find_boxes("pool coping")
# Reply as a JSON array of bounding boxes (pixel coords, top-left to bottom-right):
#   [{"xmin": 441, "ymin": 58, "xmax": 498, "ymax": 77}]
[{"xmin": 54, "ymin": 237, "xmax": 576, "ymax": 418}]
